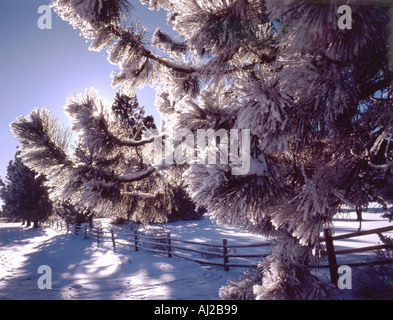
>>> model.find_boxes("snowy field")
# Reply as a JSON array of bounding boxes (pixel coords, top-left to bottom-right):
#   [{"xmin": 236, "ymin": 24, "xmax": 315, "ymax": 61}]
[
  {"xmin": 0, "ymin": 208, "xmax": 392, "ymax": 300},
  {"xmin": 0, "ymin": 216, "xmax": 265, "ymax": 300}
]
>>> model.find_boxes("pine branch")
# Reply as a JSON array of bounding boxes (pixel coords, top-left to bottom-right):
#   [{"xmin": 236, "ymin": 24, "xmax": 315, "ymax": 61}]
[
  {"xmin": 10, "ymin": 109, "xmax": 73, "ymax": 171},
  {"xmin": 359, "ymin": 76, "xmax": 393, "ymax": 101},
  {"xmin": 110, "ymin": 133, "xmax": 156, "ymax": 147},
  {"xmin": 98, "ymin": 166, "xmax": 156, "ymax": 183},
  {"xmin": 115, "ymin": 167, "xmax": 156, "ymax": 182},
  {"xmin": 110, "ymin": 24, "xmax": 197, "ymax": 74},
  {"xmin": 123, "ymin": 191, "xmax": 160, "ymax": 199}
]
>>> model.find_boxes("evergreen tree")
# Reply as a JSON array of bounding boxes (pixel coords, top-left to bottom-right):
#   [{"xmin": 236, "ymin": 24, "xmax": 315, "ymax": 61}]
[
  {"xmin": 0, "ymin": 151, "xmax": 52, "ymax": 227},
  {"xmin": 111, "ymin": 92, "xmax": 203, "ymax": 222},
  {"xmin": 53, "ymin": 198, "xmax": 94, "ymax": 226},
  {"xmin": 112, "ymin": 92, "xmax": 157, "ymax": 138},
  {"xmin": 11, "ymin": 91, "xmax": 200, "ymax": 223},
  {"xmin": 10, "ymin": 0, "xmax": 393, "ymax": 299}
]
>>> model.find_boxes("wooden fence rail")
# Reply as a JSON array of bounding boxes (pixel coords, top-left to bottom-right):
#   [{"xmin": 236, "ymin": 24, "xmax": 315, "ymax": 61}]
[
  {"xmin": 68, "ymin": 223, "xmax": 271, "ymax": 271},
  {"xmin": 43, "ymin": 219, "xmax": 393, "ymax": 283},
  {"xmin": 320, "ymin": 225, "xmax": 393, "ymax": 284}
]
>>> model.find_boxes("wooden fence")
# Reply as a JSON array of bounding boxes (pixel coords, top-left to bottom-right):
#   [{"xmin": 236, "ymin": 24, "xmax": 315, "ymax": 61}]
[
  {"xmin": 318, "ymin": 225, "xmax": 393, "ymax": 284},
  {"xmin": 44, "ymin": 220, "xmax": 271, "ymax": 271},
  {"xmin": 44, "ymin": 220, "xmax": 393, "ymax": 283},
  {"xmin": 79, "ymin": 225, "xmax": 272, "ymax": 271}
]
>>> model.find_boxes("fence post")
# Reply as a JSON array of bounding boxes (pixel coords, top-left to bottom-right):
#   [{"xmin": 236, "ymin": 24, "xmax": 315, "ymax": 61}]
[
  {"xmin": 96, "ymin": 229, "xmax": 100, "ymax": 244},
  {"xmin": 167, "ymin": 232, "xmax": 172, "ymax": 258},
  {"xmin": 111, "ymin": 231, "xmax": 116, "ymax": 247},
  {"xmin": 134, "ymin": 231, "xmax": 139, "ymax": 252},
  {"xmin": 223, "ymin": 239, "xmax": 229, "ymax": 271},
  {"xmin": 324, "ymin": 228, "xmax": 338, "ymax": 285},
  {"xmin": 84, "ymin": 225, "xmax": 87, "ymax": 239}
]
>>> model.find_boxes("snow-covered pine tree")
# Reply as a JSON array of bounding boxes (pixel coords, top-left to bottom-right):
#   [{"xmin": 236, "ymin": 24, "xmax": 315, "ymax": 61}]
[
  {"xmin": 109, "ymin": 92, "xmax": 203, "ymax": 222},
  {"xmin": 11, "ymin": 90, "xmax": 169, "ymax": 222},
  {"xmin": 0, "ymin": 151, "xmax": 52, "ymax": 227},
  {"xmin": 11, "ymin": 90, "xmax": 199, "ymax": 223},
  {"xmin": 53, "ymin": 198, "xmax": 94, "ymax": 226},
  {"xmin": 112, "ymin": 92, "xmax": 157, "ymax": 139},
  {"xmin": 12, "ymin": 0, "xmax": 393, "ymax": 299}
]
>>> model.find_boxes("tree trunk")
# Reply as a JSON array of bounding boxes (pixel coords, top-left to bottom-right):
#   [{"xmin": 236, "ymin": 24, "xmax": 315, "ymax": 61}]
[
  {"xmin": 88, "ymin": 213, "xmax": 94, "ymax": 228},
  {"xmin": 355, "ymin": 206, "xmax": 362, "ymax": 232},
  {"xmin": 355, "ymin": 206, "xmax": 362, "ymax": 222}
]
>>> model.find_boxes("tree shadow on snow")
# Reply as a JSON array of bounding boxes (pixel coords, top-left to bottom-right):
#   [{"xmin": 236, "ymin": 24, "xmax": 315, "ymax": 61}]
[
  {"xmin": 0, "ymin": 228, "xmax": 97, "ymax": 300},
  {"xmin": 0, "ymin": 226, "xmax": 231, "ymax": 300}
]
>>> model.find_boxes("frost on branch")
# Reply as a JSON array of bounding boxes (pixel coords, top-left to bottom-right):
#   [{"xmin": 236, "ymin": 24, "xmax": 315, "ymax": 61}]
[
  {"xmin": 65, "ymin": 89, "xmax": 155, "ymax": 155},
  {"xmin": 271, "ymin": 165, "xmax": 339, "ymax": 247},
  {"xmin": 10, "ymin": 109, "xmax": 74, "ymax": 200},
  {"xmin": 170, "ymin": 0, "xmax": 266, "ymax": 60},
  {"xmin": 234, "ymin": 67, "xmax": 291, "ymax": 153},
  {"xmin": 183, "ymin": 155, "xmax": 285, "ymax": 237},
  {"xmin": 220, "ymin": 268, "xmax": 263, "ymax": 300},
  {"xmin": 50, "ymin": 0, "xmax": 132, "ymax": 27},
  {"xmin": 51, "ymin": 0, "xmax": 168, "ymax": 96},
  {"xmin": 152, "ymin": 29, "xmax": 187, "ymax": 56},
  {"xmin": 253, "ymin": 231, "xmax": 337, "ymax": 300},
  {"xmin": 165, "ymin": 81, "xmax": 235, "ymax": 133},
  {"xmin": 139, "ymin": 0, "xmax": 173, "ymax": 11},
  {"xmin": 277, "ymin": 54, "xmax": 360, "ymax": 124},
  {"xmin": 265, "ymin": 0, "xmax": 390, "ymax": 61}
]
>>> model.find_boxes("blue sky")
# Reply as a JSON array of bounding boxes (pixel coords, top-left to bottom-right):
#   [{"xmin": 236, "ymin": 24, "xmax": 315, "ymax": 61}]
[{"xmin": 0, "ymin": 0, "xmax": 169, "ymax": 181}]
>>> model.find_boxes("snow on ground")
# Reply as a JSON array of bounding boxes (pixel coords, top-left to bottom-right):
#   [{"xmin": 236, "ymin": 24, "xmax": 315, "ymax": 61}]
[
  {"xmin": 0, "ymin": 207, "xmax": 392, "ymax": 300},
  {"xmin": 0, "ymin": 216, "xmax": 264, "ymax": 300}
]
